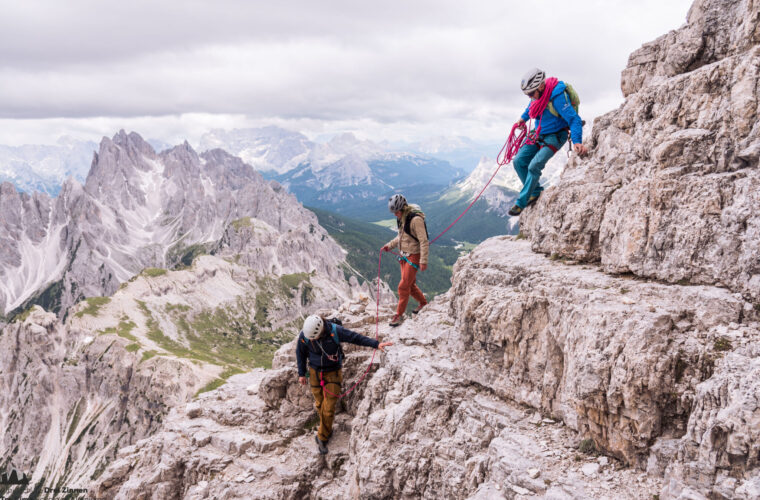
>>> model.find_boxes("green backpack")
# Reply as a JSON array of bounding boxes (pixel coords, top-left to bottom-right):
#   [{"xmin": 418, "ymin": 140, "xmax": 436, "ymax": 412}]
[{"xmin": 547, "ymin": 83, "xmax": 580, "ymax": 117}]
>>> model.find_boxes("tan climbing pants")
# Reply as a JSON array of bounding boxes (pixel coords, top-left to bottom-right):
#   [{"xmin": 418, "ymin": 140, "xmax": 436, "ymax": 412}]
[{"xmin": 309, "ymin": 367, "xmax": 342, "ymax": 442}]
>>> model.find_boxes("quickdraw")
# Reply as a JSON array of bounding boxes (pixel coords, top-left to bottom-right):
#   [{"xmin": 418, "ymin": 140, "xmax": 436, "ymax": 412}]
[{"xmin": 394, "ymin": 252, "xmax": 419, "ymax": 270}]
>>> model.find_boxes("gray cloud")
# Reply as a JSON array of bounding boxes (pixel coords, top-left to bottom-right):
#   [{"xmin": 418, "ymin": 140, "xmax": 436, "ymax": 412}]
[{"xmin": 0, "ymin": 0, "xmax": 692, "ymax": 144}]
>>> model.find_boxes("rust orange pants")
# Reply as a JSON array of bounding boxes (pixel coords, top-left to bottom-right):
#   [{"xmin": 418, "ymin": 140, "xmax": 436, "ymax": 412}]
[{"xmin": 397, "ymin": 253, "xmax": 426, "ymax": 315}]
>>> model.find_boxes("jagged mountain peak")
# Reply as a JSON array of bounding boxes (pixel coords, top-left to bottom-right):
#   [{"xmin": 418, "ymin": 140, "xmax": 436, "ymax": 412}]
[{"xmin": 0, "ymin": 129, "xmax": 352, "ymax": 318}]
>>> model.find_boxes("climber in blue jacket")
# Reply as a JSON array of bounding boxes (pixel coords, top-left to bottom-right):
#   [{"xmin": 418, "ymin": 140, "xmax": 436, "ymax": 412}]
[
  {"xmin": 508, "ymin": 68, "xmax": 589, "ymax": 216},
  {"xmin": 296, "ymin": 314, "xmax": 392, "ymax": 455}
]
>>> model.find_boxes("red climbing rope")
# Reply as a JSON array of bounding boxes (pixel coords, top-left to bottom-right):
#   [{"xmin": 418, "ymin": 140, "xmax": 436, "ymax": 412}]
[
  {"xmin": 321, "ymin": 122, "xmax": 528, "ymax": 399},
  {"xmin": 525, "ymin": 77, "xmax": 558, "ymax": 145},
  {"xmin": 319, "ymin": 250, "xmax": 384, "ymax": 399},
  {"xmin": 428, "ymin": 121, "xmax": 527, "ymax": 244}
]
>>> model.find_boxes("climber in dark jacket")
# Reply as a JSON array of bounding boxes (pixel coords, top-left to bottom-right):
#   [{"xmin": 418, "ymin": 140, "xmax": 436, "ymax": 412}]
[{"xmin": 295, "ymin": 314, "xmax": 392, "ymax": 455}]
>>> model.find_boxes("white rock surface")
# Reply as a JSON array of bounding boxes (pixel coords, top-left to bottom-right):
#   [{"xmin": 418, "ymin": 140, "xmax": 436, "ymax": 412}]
[
  {"xmin": 521, "ymin": 0, "xmax": 760, "ymax": 302},
  {"xmin": 92, "ymin": 228, "xmax": 760, "ymax": 498}
]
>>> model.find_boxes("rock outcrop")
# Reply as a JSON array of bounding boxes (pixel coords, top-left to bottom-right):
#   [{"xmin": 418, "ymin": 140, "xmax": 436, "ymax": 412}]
[
  {"xmin": 0, "ymin": 306, "xmax": 202, "ymax": 493},
  {"xmin": 91, "ymin": 236, "xmax": 760, "ymax": 499},
  {"xmin": 93, "ymin": 294, "xmax": 670, "ymax": 499},
  {"xmin": 521, "ymin": 0, "xmax": 760, "ymax": 302}
]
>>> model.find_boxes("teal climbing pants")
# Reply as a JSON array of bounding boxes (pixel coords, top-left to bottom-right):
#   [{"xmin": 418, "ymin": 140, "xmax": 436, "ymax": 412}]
[{"xmin": 512, "ymin": 129, "xmax": 568, "ymax": 208}]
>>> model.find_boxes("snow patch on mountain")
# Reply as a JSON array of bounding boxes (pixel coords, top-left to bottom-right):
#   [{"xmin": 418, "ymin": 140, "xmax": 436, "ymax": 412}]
[{"xmin": 0, "ymin": 138, "xmax": 97, "ymax": 196}]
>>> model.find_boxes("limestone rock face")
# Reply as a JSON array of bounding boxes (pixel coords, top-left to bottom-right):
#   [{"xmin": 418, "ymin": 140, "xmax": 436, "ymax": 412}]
[
  {"xmin": 621, "ymin": 0, "xmax": 760, "ymax": 96},
  {"xmin": 93, "ymin": 296, "xmax": 667, "ymax": 500},
  {"xmin": 0, "ymin": 130, "xmax": 349, "ymax": 318},
  {"xmin": 92, "ymin": 238, "xmax": 760, "ymax": 498},
  {"xmin": 521, "ymin": 0, "xmax": 760, "ymax": 301},
  {"xmin": 0, "ymin": 307, "xmax": 202, "ymax": 491}
]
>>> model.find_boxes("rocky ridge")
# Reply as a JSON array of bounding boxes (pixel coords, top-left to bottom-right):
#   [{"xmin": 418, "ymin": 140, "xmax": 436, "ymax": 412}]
[
  {"xmin": 92, "ymin": 236, "xmax": 760, "ymax": 499},
  {"xmin": 0, "ymin": 130, "xmax": 348, "ymax": 318},
  {"xmin": 89, "ymin": 0, "xmax": 760, "ymax": 498}
]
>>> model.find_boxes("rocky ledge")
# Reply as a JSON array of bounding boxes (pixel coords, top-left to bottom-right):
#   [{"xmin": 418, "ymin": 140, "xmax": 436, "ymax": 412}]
[{"xmin": 93, "ymin": 237, "xmax": 760, "ymax": 499}]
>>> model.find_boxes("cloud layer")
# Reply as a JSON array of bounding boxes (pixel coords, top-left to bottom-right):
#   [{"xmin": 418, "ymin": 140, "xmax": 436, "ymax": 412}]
[{"xmin": 0, "ymin": 0, "xmax": 693, "ymax": 145}]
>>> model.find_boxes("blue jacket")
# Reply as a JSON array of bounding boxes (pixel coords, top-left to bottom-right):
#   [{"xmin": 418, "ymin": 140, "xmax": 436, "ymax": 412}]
[
  {"xmin": 296, "ymin": 321, "xmax": 379, "ymax": 376},
  {"xmin": 520, "ymin": 81, "xmax": 583, "ymax": 143}
]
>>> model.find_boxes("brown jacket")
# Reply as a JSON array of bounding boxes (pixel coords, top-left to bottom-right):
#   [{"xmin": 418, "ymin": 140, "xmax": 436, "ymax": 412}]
[{"xmin": 385, "ymin": 206, "xmax": 429, "ymax": 266}]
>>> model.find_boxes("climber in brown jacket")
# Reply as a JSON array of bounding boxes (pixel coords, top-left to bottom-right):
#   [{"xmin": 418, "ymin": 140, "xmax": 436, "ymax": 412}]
[{"xmin": 381, "ymin": 194, "xmax": 428, "ymax": 327}]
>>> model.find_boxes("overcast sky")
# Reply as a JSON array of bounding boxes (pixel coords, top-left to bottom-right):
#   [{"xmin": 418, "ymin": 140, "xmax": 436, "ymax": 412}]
[{"xmin": 0, "ymin": 0, "xmax": 693, "ymax": 147}]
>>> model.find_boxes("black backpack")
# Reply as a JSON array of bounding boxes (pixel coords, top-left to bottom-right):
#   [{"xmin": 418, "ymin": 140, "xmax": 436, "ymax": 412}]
[{"xmin": 398, "ymin": 207, "xmax": 429, "ymax": 243}]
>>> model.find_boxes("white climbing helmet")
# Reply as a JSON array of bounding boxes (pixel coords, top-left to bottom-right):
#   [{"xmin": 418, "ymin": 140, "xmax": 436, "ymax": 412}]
[
  {"xmin": 520, "ymin": 68, "xmax": 545, "ymax": 95},
  {"xmin": 302, "ymin": 315, "xmax": 324, "ymax": 340},
  {"xmin": 388, "ymin": 194, "xmax": 407, "ymax": 213}
]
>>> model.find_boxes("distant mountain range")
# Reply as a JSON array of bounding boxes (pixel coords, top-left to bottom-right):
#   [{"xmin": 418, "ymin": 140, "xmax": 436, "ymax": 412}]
[
  {"xmin": 0, "ymin": 138, "xmax": 97, "ymax": 196},
  {"xmin": 200, "ymin": 127, "xmax": 468, "ymax": 216},
  {"xmin": 0, "ymin": 127, "xmax": 571, "ymax": 263},
  {"xmin": 0, "ymin": 131, "xmax": 350, "ymax": 319}
]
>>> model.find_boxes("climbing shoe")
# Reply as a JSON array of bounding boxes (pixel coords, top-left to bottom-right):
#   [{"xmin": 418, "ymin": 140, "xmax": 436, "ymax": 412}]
[
  {"xmin": 508, "ymin": 205, "xmax": 523, "ymax": 216},
  {"xmin": 527, "ymin": 193, "xmax": 541, "ymax": 206},
  {"xmin": 412, "ymin": 303, "xmax": 427, "ymax": 315},
  {"xmin": 389, "ymin": 314, "xmax": 404, "ymax": 327},
  {"xmin": 315, "ymin": 434, "xmax": 328, "ymax": 455}
]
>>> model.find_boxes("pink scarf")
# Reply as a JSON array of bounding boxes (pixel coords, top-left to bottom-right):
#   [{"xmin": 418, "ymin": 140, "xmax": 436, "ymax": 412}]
[{"xmin": 528, "ymin": 77, "xmax": 558, "ymax": 119}]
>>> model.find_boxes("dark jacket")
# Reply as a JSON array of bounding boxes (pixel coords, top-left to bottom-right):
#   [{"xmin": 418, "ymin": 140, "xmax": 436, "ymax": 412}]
[{"xmin": 296, "ymin": 321, "xmax": 379, "ymax": 376}]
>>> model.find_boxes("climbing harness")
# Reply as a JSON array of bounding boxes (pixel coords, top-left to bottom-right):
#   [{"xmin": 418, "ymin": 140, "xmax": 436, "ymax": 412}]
[
  {"xmin": 391, "ymin": 251, "xmax": 419, "ymax": 270},
  {"xmin": 309, "ymin": 322, "xmax": 344, "ymax": 363}
]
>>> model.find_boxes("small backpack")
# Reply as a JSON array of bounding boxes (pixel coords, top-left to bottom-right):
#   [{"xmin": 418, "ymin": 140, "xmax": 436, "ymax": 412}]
[
  {"xmin": 547, "ymin": 83, "xmax": 580, "ymax": 117},
  {"xmin": 398, "ymin": 204, "xmax": 429, "ymax": 243},
  {"xmin": 325, "ymin": 320, "xmax": 345, "ymax": 362}
]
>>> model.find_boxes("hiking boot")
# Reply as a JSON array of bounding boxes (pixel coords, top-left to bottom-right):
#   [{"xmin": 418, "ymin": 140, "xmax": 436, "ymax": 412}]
[
  {"xmin": 508, "ymin": 205, "xmax": 523, "ymax": 216},
  {"xmin": 315, "ymin": 434, "xmax": 328, "ymax": 455},
  {"xmin": 412, "ymin": 302, "xmax": 427, "ymax": 315},
  {"xmin": 389, "ymin": 314, "xmax": 404, "ymax": 327}
]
